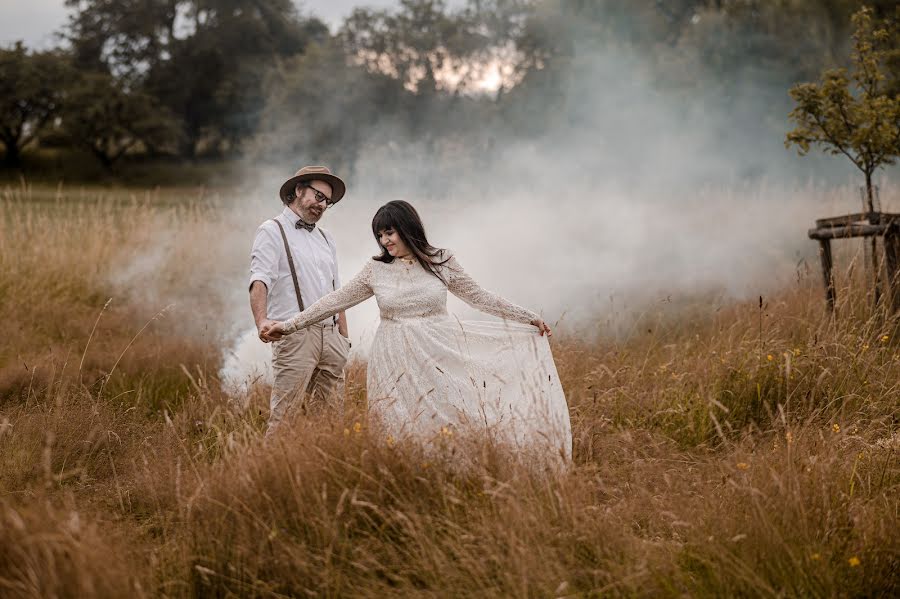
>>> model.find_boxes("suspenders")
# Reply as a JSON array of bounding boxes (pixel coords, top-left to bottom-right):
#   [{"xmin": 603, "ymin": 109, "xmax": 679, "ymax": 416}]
[{"xmin": 272, "ymin": 218, "xmax": 338, "ymax": 324}]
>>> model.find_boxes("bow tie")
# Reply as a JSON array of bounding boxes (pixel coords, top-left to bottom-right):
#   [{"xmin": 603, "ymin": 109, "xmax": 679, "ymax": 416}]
[{"xmin": 295, "ymin": 219, "xmax": 315, "ymax": 232}]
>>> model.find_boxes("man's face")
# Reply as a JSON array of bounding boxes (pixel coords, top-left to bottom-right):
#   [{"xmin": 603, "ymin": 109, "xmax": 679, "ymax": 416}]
[{"xmin": 292, "ymin": 180, "xmax": 334, "ymax": 223}]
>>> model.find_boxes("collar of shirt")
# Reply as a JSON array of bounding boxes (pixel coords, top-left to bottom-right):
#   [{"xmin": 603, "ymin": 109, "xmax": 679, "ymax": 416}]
[{"xmin": 282, "ymin": 206, "xmax": 313, "ymax": 231}]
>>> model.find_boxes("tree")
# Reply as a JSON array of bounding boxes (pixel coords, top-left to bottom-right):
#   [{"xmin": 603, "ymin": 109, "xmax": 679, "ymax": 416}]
[
  {"xmin": 881, "ymin": 5, "xmax": 900, "ymax": 96},
  {"xmin": 253, "ymin": 40, "xmax": 412, "ymax": 177},
  {"xmin": 787, "ymin": 6, "xmax": 900, "ymax": 307},
  {"xmin": 0, "ymin": 43, "xmax": 71, "ymax": 167},
  {"xmin": 341, "ymin": 0, "xmax": 505, "ymax": 95},
  {"xmin": 59, "ymin": 72, "xmax": 180, "ymax": 169},
  {"xmin": 786, "ymin": 6, "xmax": 900, "ymax": 212},
  {"xmin": 340, "ymin": 0, "xmax": 529, "ymax": 152},
  {"xmin": 64, "ymin": 0, "xmax": 328, "ymax": 157}
]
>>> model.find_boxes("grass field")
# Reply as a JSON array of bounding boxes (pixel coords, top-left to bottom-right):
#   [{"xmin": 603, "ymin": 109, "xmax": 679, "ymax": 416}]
[{"xmin": 1, "ymin": 181, "xmax": 898, "ymax": 598}]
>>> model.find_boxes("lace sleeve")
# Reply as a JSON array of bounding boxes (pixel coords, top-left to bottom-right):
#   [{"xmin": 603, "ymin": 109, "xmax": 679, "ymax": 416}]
[
  {"xmin": 444, "ymin": 254, "xmax": 539, "ymax": 325},
  {"xmin": 282, "ymin": 261, "xmax": 375, "ymax": 334}
]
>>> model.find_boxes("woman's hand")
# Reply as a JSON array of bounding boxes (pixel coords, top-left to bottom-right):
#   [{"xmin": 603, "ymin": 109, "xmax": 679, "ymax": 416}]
[
  {"xmin": 260, "ymin": 321, "xmax": 287, "ymax": 342},
  {"xmin": 531, "ymin": 318, "xmax": 552, "ymax": 337}
]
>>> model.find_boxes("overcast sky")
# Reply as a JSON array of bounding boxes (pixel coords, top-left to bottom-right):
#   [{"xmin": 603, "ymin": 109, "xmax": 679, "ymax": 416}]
[{"xmin": 0, "ymin": 1, "xmax": 461, "ymax": 49}]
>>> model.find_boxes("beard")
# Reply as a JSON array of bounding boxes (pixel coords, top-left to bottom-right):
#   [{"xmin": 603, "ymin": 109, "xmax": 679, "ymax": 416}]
[{"xmin": 302, "ymin": 206, "xmax": 324, "ymax": 222}]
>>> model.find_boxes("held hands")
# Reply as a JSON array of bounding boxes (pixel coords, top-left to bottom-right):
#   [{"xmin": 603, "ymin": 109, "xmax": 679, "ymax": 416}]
[
  {"xmin": 531, "ymin": 318, "xmax": 552, "ymax": 337},
  {"xmin": 257, "ymin": 319, "xmax": 286, "ymax": 343},
  {"xmin": 263, "ymin": 318, "xmax": 545, "ymax": 340}
]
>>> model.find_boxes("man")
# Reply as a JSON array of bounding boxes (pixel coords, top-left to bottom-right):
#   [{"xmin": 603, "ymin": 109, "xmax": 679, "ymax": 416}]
[{"xmin": 249, "ymin": 165, "xmax": 351, "ymax": 436}]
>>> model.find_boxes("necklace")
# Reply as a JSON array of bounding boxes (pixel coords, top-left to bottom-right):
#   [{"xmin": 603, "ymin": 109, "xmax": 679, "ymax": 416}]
[{"xmin": 399, "ymin": 255, "xmax": 415, "ymax": 265}]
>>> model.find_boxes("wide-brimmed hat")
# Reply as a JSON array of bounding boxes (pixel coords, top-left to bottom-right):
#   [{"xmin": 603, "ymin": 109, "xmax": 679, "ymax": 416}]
[{"xmin": 279, "ymin": 165, "xmax": 346, "ymax": 205}]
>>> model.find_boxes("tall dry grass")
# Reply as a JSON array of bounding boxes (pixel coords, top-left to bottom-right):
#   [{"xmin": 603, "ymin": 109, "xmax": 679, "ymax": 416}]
[{"xmin": 0, "ymin": 183, "xmax": 898, "ymax": 597}]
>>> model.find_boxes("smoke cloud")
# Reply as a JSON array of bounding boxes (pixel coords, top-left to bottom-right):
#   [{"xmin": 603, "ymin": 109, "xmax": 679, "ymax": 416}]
[{"xmin": 215, "ymin": 7, "xmax": 898, "ymax": 392}]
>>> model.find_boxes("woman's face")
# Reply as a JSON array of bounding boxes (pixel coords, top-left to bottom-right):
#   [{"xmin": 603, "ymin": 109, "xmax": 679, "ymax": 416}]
[{"xmin": 378, "ymin": 227, "xmax": 411, "ymax": 258}]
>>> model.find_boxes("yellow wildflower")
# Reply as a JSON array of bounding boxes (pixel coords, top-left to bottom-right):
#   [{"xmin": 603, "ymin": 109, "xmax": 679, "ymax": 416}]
[
  {"xmin": 785, "ymin": 431, "xmax": 794, "ymax": 444},
  {"xmin": 832, "ymin": 423, "xmax": 840, "ymax": 433},
  {"xmin": 440, "ymin": 426, "xmax": 453, "ymax": 438},
  {"xmin": 737, "ymin": 462, "xmax": 750, "ymax": 470},
  {"xmin": 862, "ymin": 344, "xmax": 869, "ymax": 351},
  {"xmin": 766, "ymin": 354, "xmax": 774, "ymax": 361},
  {"xmin": 811, "ymin": 553, "xmax": 821, "ymax": 561},
  {"xmin": 848, "ymin": 556, "xmax": 861, "ymax": 567},
  {"xmin": 793, "ymin": 348, "xmax": 801, "ymax": 356},
  {"xmin": 882, "ymin": 335, "xmax": 890, "ymax": 342},
  {"xmin": 386, "ymin": 435, "xmax": 395, "ymax": 448},
  {"xmin": 353, "ymin": 422, "xmax": 362, "ymax": 434}
]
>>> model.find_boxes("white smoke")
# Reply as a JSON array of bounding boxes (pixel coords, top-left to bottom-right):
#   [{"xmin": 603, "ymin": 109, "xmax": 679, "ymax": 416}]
[{"xmin": 213, "ymin": 6, "xmax": 899, "ymax": 392}]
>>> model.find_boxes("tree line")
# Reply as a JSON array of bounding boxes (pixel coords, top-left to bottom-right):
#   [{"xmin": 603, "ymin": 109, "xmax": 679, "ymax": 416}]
[{"xmin": 1, "ymin": 0, "xmax": 898, "ymax": 174}]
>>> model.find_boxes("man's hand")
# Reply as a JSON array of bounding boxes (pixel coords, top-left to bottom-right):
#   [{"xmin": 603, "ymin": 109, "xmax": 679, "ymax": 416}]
[
  {"xmin": 531, "ymin": 318, "xmax": 553, "ymax": 337},
  {"xmin": 257, "ymin": 319, "xmax": 282, "ymax": 343}
]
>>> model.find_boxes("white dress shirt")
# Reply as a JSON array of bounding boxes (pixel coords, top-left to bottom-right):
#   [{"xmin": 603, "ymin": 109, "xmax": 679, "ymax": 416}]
[{"xmin": 249, "ymin": 207, "xmax": 341, "ymax": 324}]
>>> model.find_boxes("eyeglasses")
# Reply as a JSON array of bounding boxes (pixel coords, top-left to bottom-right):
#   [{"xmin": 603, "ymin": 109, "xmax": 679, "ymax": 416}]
[{"xmin": 302, "ymin": 184, "xmax": 334, "ymax": 207}]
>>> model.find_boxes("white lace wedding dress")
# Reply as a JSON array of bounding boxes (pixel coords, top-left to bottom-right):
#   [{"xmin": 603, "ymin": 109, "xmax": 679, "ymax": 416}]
[{"xmin": 281, "ymin": 252, "xmax": 572, "ymax": 462}]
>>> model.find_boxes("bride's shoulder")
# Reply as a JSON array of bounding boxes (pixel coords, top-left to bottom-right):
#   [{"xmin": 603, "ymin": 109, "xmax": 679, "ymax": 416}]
[
  {"xmin": 433, "ymin": 250, "xmax": 460, "ymax": 278},
  {"xmin": 364, "ymin": 257, "xmax": 386, "ymax": 273},
  {"xmin": 351, "ymin": 259, "xmax": 379, "ymax": 283},
  {"xmin": 434, "ymin": 248, "xmax": 456, "ymax": 262}
]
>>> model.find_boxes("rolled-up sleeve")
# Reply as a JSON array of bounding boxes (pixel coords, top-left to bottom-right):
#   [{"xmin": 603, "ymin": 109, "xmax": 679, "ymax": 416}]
[{"xmin": 249, "ymin": 224, "xmax": 279, "ymax": 291}]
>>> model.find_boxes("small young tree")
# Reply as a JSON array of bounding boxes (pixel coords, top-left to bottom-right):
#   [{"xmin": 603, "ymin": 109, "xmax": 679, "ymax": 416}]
[{"xmin": 786, "ymin": 6, "xmax": 900, "ymax": 213}]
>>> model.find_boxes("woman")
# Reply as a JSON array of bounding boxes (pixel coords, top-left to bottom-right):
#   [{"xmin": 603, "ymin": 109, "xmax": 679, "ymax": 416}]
[{"xmin": 265, "ymin": 201, "xmax": 572, "ymax": 462}]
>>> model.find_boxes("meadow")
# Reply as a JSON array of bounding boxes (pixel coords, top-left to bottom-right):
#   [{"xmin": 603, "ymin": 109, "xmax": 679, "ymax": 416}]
[{"xmin": 0, "ymin": 181, "xmax": 898, "ymax": 598}]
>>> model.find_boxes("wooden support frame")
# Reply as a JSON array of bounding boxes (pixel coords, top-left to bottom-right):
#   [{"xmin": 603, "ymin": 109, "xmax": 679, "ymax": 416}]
[
  {"xmin": 884, "ymin": 223, "xmax": 900, "ymax": 313},
  {"xmin": 817, "ymin": 238, "xmax": 836, "ymax": 311},
  {"xmin": 808, "ymin": 212, "xmax": 900, "ymax": 313},
  {"xmin": 808, "ymin": 223, "xmax": 891, "ymax": 240},
  {"xmin": 815, "ymin": 211, "xmax": 887, "ymax": 227}
]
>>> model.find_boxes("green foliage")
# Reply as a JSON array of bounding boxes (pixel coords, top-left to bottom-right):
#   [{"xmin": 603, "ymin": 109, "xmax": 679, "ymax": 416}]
[
  {"xmin": 253, "ymin": 40, "xmax": 408, "ymax": 174},
  {"xmin": 6, "ymin": 0, "xmax": 900, "ymax": 175},
  {"xmin": 64, "ymin": 0, "xmax": 329, "ymax": 157},
  {"xmin": 342, "ymin": 0, "xmax": 499, "ymax": 95},
  {"xmin": 0, "ymin": 43, "xmax": 72, "ymax": 167},
  {"xmin": 786, "ymin": 7, "xmax": 900, "ymax": 208},
  {"xmin": 880, "ymin": 5, "xmax": 900, "ymax": 96},
  {"xmin": 56, "ymin": 72, "xmax": 181, "ymax": 169}
]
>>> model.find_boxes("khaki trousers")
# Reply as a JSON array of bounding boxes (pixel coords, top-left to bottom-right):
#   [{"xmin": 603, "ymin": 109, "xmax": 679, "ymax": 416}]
[{"xmin": 266, "ymin": 324, "xmax": 350, "ymax": 436}]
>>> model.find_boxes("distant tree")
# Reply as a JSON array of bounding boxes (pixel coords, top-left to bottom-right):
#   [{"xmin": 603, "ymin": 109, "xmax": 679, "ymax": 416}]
[
  {"xmin": 341, "ymin": 0, "xmax": 501, "ymax": 95},
  {"xmin": 59, "ymin": 72, "xmax": 180, "ymax": 169},
  {"xmin": 882, "ymin": 5, "xmax": 900, "ymax": 96},
  {"xmin": 510, "ymin": 1, "xmax": 897, "ymax": 93},
  {"xmin": 254, "ymin": 40, "xmax": 414, "ymax": 176},
  {"xmin": 340, "ymin": 0, "xmax": 530, "ymax": 151},
  {"xmin": 64, "ymin": 0, "xmax": 328, "ymax": 157},
  {"xmin": 0, "ymin": 43, "xmax": 71, "ymax": 167},
  {"xmin": 786, "ymin": 6, "xmax": 900, "ymax": 212}
]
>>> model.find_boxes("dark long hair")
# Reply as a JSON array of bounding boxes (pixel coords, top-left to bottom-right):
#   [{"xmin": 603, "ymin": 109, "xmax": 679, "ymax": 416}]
[{"xmin": 372, "ymin": 200, "xmax": 450, "ymax": 283}]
